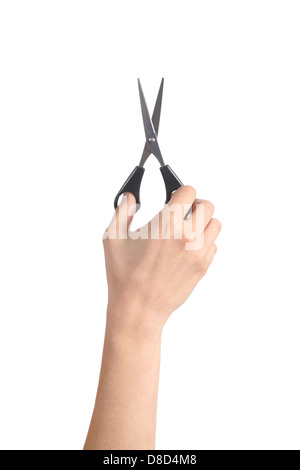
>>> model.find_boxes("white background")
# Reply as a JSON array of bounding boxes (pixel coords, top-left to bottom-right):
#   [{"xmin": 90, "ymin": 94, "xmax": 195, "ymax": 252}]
[{"xmin": 0, "ymin": 1, "xmax": 300, "ymax": 450}]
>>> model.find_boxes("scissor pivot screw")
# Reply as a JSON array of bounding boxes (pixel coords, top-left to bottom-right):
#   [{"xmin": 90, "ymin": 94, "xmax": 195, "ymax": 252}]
[{"xmin": 148, "ymin": 137, "xmax": 156, "ymax": 142}]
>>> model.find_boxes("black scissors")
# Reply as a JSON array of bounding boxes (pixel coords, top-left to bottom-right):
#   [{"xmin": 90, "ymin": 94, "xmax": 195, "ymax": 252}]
[{"xmin": 114, "ymin": 78, "xmax": 183, "ymax": 210}]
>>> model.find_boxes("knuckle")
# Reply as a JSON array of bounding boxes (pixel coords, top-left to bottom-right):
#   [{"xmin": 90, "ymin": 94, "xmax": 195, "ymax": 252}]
[
  {"xmin": 204, "ymin": 200, "xmax": 215, "ymax": 214},
  {"xmin": 102, "ymin": 231, "xmax": 109, "ymax": 244},
  {"xmin": 203, "ymin": 256, "xmax": 212, "ymax": 270},
  {"xmin": 212, "ymin": 218, "xmax": 222, "ymax": 232},
  {"xmin": 183, "ymin": 185, "xmax": 196, "ymax": 199},
  {"xmin": 195, "ymin": 250, "xmax": 206, "ymax": 267}
]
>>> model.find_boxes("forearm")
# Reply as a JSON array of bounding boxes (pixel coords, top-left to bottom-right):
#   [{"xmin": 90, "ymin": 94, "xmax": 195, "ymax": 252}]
[{"xmin": 84, "ymin": 309, "xmax": 162, "ymax": 450}]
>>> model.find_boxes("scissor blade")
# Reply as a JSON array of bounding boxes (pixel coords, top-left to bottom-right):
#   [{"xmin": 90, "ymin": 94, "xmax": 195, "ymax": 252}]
[
  {"xmin": 139, "ymin": 144, "xmax": 151, "ymax": 167},
  {"xmin": 152, "ymin": 78, "xmax": 164, "ymax": 135},
  {"xmin": 138, "ymin": 78, "xmax": 165, "ymax": 167},
  {"xmin": 138, "ymin": 78, "xmax": 157, "ymax": 140},
  {"xmin": 139, "ymin": 78, "xmax": 164, "ymax": 167}
]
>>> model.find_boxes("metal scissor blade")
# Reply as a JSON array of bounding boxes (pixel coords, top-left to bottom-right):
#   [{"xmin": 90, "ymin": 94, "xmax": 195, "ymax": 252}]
[
  {"xmin": 138, "ymin": 78, "xmax": 165, "ymax": 167},
  {"xmin": 138, "ymin": 78, "xmax": 157, "ymax": 140},
  {"xmin": 152, "ymin": 77, "xmax": 164, "ymax": 135},
  {"xmin": 139, "ymin": 144, "xmax": 151, "ymax": 167},
  {"xmin": 139, "ymin": 78, "xmax": 164, "ymax": 167}
]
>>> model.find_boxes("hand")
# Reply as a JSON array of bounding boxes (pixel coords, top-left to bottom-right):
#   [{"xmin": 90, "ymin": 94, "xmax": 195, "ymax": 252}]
[
  {"xmin": 103, "ymin": 186, "xmax": 221, "ymax": 336},
  {"xmin": 85, "ymin": 185, "xmax": 221, "ymax": 450}
]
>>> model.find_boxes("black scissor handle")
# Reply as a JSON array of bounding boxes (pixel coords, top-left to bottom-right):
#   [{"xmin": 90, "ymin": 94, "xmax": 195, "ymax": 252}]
[
  {"xmin": 114, "ymin": 166, "xmax": 145, "ymax": 209},
  {"xmin": 160, "ymin": 164, "xmax": 183, "ymax": 203}
]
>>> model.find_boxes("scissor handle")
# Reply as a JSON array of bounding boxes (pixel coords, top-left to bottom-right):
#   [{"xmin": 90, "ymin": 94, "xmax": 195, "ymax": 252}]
[
  {"xmin": 160, "ymin": 164, "xmax": 183, "ymax": 203},
  {"xmin": 114, "ymin": 166, "xmax": 145, "ymax": 209}
]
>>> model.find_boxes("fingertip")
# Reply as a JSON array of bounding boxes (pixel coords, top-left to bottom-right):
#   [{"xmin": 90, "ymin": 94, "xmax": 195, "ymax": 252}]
[
  {"xmin": 183, "ymin": 185, "xmax": 196, "ymax": 198},
  {"xmin": 176, "ymin": 185, "xmax": 196, "ymax": 198},
  {"xmin": 168, "ymin": 185, "xmax": 196, "ymax": 206},
  {"xmin": 126, "ymin": 192, "xmax": 136, "ymax": 205},
  {"xmin": 118, "ymin": 192, "xmax": 136, "ymax": 209}
]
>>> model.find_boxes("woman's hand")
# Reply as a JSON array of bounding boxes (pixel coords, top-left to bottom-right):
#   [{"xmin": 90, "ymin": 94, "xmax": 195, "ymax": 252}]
[
  {"xmin": 85, "ymin": 185, "xmax": 221, "ymax": 450},
  {"xmin": 103, "ymin": 185, "xmax": 221, "ymax": 336}
]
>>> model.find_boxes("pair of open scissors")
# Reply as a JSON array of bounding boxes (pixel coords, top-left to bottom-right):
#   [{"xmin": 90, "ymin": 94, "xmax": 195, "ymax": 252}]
[{"xmin": 114, "ymin": 78, "xmax": 183, "ymax": 209}]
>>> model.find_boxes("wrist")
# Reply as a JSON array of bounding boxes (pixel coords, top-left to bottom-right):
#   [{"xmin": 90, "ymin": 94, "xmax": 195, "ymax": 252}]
[{"xmin": 106, "ymin": 301, "xmax": 164, "ymax": 344}]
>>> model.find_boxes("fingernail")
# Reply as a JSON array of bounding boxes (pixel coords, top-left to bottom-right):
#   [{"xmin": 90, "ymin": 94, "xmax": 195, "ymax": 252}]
[{"xmin": 122, "ymin": 192, "xmax": 129, "ymax": 201}]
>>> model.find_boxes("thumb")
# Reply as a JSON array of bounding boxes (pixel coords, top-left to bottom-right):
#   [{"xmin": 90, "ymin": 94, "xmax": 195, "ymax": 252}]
[{"xmin": 109, "ymin": 192, "xmax": 137, "ymax": 238}]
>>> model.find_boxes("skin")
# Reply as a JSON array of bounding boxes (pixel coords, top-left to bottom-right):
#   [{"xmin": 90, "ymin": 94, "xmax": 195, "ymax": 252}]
[{"xmin": 84, "ymin": 186, "xmax": 221, "ymax": 450}]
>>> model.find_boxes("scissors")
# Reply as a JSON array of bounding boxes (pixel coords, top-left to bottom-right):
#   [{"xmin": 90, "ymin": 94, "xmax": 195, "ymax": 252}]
[{"xmin": 114, "ymin": 78, "xmax": 183, "ymax": 209}]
